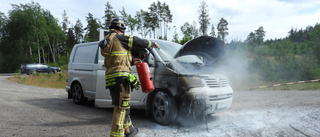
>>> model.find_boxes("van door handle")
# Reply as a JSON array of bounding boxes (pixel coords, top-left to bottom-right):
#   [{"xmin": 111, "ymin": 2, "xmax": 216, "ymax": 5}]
[{"xmin": 102, "ymin": 65, "xmax": 105, "ymax": 67}]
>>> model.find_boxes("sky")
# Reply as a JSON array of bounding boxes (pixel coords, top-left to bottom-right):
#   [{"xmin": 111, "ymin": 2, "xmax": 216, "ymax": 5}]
[{"xmin": 1, "ymin": 0, "xmax": 320, "ymax": 42}]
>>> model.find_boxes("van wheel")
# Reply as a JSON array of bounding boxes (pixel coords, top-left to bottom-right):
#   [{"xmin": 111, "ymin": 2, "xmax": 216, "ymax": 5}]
[
  {"xmin": 152, "ymin": 91, "xmax": 177, "ymax": 125},
  {"xmin": 71, "ymin": 83, "xmax": 87, "ymax": 105}
]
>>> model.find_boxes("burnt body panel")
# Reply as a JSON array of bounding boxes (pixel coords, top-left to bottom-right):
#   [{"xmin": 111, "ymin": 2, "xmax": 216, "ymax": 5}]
[{"xmin": 145, "ymin": 38, "xmax": 233, "ymax": 120}]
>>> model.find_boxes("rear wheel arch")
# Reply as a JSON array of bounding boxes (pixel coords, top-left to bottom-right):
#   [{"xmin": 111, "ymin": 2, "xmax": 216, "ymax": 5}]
[
  {"xmin": 68, "ymin": 80, "xmax": 81, "ymax": 98},
  {"xmin": 70, "ymin": 81, "xmax": 88, "ymax": 104}
]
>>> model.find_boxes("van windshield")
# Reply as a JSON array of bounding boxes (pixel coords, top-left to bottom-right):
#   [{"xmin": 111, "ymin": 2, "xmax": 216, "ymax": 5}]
[{"xmin": 152, "ymin": 40, "xmax": 203, "ymax": 64}]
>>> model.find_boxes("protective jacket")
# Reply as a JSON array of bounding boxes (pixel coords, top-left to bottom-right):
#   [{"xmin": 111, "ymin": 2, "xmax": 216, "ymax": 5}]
[{"xmin": 101, "ymin": 29, "xmax": 155, "ymax": 88}]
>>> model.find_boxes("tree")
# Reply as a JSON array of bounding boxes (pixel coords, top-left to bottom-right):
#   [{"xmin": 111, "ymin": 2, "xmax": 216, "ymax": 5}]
[
  {"xmin": 198, "ymin": 0, "xmax": 210, "ymax": 36},
  {"xmin": 172, "ymin": 25, "xmax": 179, "ymax": 43},
  {"xmin": 103, "ymin": 2, "xmax": 118, "ymax": 29},
  {"xmin": 135, "ymin": 10, "xmax": 150, "ymax": 38},
  {"xmin": 66, "ymin": 27, "xmax": 76, "ymax": 53},
  {"xmin": 180, "ymin": 21, "xmax": 198, "ymax": 38},
  {"xmin": 180, "ymin": 35, "xmax": 193, "ymax": 45},
  {"xmin": 61, "ymin": 10, "xmax": 70, "ymax": 34},
  {"xmin": 159, "ymin": 2, "xmax": 172, "ymax": 40},
  {"xmin": 0, "ymin": 12, "xmax": 8, "ymax": 72},
  {"xmin": 147, "ymin": 2, "xmax": 160, "ymax": 38},
  {"xmin": 310, "ymin": 23, "xmax": 320, "ymax": 64},
  {"xmin": 288, "ymin": 27, "xmax": 298, "ymax": 42},
  {"xmin": 60, "ymin": 10, "xmax": 70, "ymax": 56},
  {"xmin": 127, "ymin": 15, "xmax": 138, "ymax": 35},
  {"xmin": 119, "ymin": 7, "xmax": 140, "ymax": 36},
  {"xmin": 74, "ymin": 19, "xmax": 83, "ymax": 43},
  {"xmin": 246, "ymin": 32, "xmax": 256, "ymax": 43},
  {"xmin": 181, "ymin": 22, "xmax": 192, "ymax": 37},
  {"xmin": 217, "ymin": 18, "xmax": 229, "ymax": 42},
  {"xmin": 0, "ymin": 2, "xmax": 65, "ymax": 72},
  {"xmin": 119, "ymin": 7, "xmax": 128, "ymax": 24},
  {"xmin": 209, "ymin": 24, "xmax": 216, "ymax": 37},
  {"xmin": 245, "ymin": 32, "xmax": 257, "ymax": 51},
  {"xmin": 245, "ymin": 26, "xmax": 266, "ymax": 51},
  {"xmin": 0, "ymin": 12, "xmax": 7, "ymax": 41},
  {"xmin": 43, "ymin": 10, "xmax": 66, "ymax": 63},
  {"xmin": 255, "ymin": 26, "xmax": 266, "ymax": 45},
  {"xmin": 84, "ymin": 13, "xmax": 100, "ymax": 42},
  {"xmin": 228, "ymin": 39, "xmax": 242, "ymax": 50}
]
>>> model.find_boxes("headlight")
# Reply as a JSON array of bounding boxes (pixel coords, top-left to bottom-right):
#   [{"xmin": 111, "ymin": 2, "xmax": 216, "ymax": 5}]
[
  {"xmin": 193, "ymin": 94, "xmax": 206, "ymax": 100},
  {"xmin": 178, "ymin": 75, "xmax": 205, "ymax": 91}
]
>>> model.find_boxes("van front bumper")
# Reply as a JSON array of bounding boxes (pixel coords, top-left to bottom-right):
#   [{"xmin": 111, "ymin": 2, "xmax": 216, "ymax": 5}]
[{"xmin": 181, "ymin": 86, "xmax": 233, "ymax": 115}]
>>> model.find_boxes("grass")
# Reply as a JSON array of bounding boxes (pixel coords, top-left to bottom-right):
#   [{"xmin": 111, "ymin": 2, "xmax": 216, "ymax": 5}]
[
  {"xmin": 9, "ymin": 72, "xmax": 67, "ymax": 89},
  {"xmin": 231, "ymin": 80, "xmax": 320, "ymax": 91},
  {"xmin": 254, "ymin": 82, "xmax": 320, "ymax": 91}
]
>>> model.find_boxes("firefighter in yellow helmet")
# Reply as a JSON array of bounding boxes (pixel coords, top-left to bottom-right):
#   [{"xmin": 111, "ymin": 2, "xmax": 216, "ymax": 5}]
[{"xmin": 99, "ymin": 18, "xmax": 159, "ymax": 137}]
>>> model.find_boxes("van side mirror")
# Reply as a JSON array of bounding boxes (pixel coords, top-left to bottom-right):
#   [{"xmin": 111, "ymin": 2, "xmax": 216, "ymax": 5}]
[{"xmin": 146, "ymin": 53, "xmax": 155, "ymax": 67}]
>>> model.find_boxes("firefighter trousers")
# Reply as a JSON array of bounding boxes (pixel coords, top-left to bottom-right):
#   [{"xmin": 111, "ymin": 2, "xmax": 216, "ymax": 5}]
[{"xmin": 109, "ymin": 78, "xmax": 135, "ymax": 137}]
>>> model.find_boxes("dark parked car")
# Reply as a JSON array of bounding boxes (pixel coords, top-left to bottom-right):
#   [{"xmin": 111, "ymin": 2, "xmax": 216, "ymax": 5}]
[{"xmin": 21, "ymin": 64, "xmax": 61, "ymax": 75}]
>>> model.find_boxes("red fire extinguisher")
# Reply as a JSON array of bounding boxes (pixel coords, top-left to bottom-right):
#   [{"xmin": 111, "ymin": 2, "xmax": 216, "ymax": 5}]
[{"xmin": 136, "ymin": 62, "xmax": 154, "ymax": 93}]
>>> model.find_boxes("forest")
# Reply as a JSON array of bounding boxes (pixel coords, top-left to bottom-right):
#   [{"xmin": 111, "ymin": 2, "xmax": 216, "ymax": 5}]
[{"xmin": 0, "ymin": 1, "xmax": 319, "ymax": 84}]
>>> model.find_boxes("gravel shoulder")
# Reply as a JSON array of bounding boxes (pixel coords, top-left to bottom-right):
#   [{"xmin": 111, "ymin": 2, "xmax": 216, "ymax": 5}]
[{"xmin": 0, "ymin": 76, "xmax": 319, "ymax": 137}]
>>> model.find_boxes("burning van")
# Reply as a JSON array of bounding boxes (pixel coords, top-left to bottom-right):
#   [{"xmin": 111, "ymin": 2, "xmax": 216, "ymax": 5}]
[{"xmin": 66, "ymin": 36, "xmax": 233, "ymax": 125}]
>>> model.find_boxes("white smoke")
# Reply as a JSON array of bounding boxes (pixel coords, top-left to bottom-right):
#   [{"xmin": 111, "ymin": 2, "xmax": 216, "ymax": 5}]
[{"xmin": 214, "ymin": 48, "xmax": 252, "ymax": 91}]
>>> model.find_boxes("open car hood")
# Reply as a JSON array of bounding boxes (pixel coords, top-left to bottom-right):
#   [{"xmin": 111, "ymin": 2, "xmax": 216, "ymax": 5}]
[{"xmin": 174, "ymin": 36, "xmax": 225, "ymax": 65}]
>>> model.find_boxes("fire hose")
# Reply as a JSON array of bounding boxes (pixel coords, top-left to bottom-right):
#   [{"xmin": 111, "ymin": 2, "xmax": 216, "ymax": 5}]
[{"xmin": 249, "ymin": 79, "xmax": 320, "ymax": 90}]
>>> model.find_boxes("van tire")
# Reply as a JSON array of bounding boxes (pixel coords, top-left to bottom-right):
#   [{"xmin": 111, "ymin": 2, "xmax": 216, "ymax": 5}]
[
  {"xmin": 71, "ymin": 83, "xmax": 87, "ymax": 105},
  {"xmin": 151, "ymin": 91, "xmax": 177, "ymax": 125}
]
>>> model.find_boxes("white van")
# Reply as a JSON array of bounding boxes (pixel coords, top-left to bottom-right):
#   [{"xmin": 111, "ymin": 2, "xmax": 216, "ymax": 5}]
[{"xmin": 66, "ymin": 36, "xmax": 233, "ymax": 125}]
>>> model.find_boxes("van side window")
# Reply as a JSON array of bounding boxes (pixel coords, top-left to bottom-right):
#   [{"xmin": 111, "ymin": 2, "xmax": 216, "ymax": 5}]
[{"xmin": 73, "ymin": 45, "xmax": 98, "ymax": 63}]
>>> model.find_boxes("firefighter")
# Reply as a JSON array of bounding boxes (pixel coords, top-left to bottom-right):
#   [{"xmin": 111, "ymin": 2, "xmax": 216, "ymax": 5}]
[{"xmin": 99, "ymin": 18, "xmax": 159, "ymax": 137}]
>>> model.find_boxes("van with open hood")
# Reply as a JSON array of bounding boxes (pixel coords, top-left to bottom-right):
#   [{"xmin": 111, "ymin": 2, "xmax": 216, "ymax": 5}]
[{"xmin": 66, "ymin": 35, "xmax": 233, "ymax": 125}]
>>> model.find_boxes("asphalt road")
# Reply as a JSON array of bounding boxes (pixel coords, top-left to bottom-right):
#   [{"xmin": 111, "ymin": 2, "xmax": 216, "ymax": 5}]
[{"xmin": 0, "ymin": 76, "xmax": 319, "ymax": 137}]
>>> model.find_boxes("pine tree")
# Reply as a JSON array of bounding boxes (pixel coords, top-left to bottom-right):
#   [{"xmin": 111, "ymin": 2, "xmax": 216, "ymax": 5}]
[
  {"xmin": 119, "ymin": 7, "xmax": 128, "ymax": 24},
  {"xmin": 255, "ymin": 26, "xmax": 266, "ymax": 45},
  {"xmin": 85, "ymin": 13, "xmax": 100, "ymax": 42},
  {"xmin": 103, "ymin": 2, "xmax": 118, "ymax": 29},
  {"xmin": 61, "ymin": 10, "xmax": 70, "ymax": 34},
  {"xmin": 66, "ymin": 27, "xmax": 76, "ymax": 52},
  {"xmin": 198, "ymin": 0, "xmax": 210, "ymax": 36},
  {"xmin": 74, "ymin": 19, "xmax": 83, "ymax": 43},
  {"xmin": 217, "ymin": 18, "xmax": 229, "ymax": 42},
  {"xmin": 210, "ymin": 24, "xmax": 216, "ymax": 37}
]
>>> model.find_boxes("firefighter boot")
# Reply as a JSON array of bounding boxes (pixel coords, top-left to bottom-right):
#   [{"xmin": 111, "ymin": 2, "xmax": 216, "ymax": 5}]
[{"xmin": 125, "ymin": 128, "xmax": 138, "ymax": 137}]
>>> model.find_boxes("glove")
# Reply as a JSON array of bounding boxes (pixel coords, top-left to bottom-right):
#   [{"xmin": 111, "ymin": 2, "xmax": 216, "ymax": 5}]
[
  {"xmin": 127, "ymin": 74, "xmax": 140, "ymax": 91},
  {"xmin": 98, "ymin": 39, "xmax": 108, "ymax": 50}
]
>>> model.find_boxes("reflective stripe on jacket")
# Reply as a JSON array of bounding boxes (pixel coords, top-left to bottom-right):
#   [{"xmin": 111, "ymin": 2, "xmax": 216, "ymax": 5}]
[{"xmin": 101, "ymin": 30, "xmax": 133, "ymax": 77}]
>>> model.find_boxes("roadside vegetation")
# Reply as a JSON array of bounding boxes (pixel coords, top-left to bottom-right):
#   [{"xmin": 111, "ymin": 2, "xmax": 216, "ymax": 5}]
[
  {"xmin": 9, "ymin": 72, "xmax": 67, "ymax": 89},
  {"xmin": 257, "ymin": 82, "xmax": 320, "ymax": 91},
  {"xmin": 8, "ymin": 64, "xmax": 67, "ymax": 89}
]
